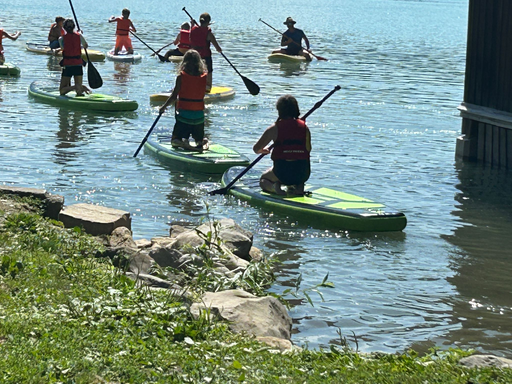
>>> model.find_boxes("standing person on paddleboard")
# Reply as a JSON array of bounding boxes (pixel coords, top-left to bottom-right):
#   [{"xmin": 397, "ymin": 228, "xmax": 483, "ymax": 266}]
[
  {"xmin": 0, "ymin": 28, "xmax": 21, "ymax": 65},
  {"xmin": 48, "ymin": 16, "xmax": 65, "ymax": 50},
  {"xmin": 272, "ymin": 17, "xmax": 312, "ymax": 61},
  {"xmin": 253, "ymin": 95, "xmax": 311, "ymax": 196},
  {"xmin": 189, "ymin": 12, "xmax": 222, "ymax": 93},
  {"xmin": 58, "ymin": 19, "xmax": 90, "ymax": 96},
  {"xmin": 159, "ymin": 49, "xmax": 209, "ymax": 152},
  {"xmin": 108, "ymin": 8, "xmax": 136, "ymax": 55},
  {"xmin": 163, "ymin": 22, "xmax": 191, "ymax": 61}
]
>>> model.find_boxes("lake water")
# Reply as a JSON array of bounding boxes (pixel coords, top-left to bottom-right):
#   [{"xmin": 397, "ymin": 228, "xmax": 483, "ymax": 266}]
[{"xmin": 2, "ymin": 0, "xmax": 512, "ymax": 356}]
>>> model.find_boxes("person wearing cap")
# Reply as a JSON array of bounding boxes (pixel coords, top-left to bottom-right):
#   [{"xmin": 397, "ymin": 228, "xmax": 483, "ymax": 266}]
[
  {"xmin": 272, "ymin": 17, "xmax": 312, "ymax": 61},
  {"xmin": 163, "ymin": 22, "xmax": 191, "ymax": 61},
  {"xmin": 58, "ymin": 19, "xmax": 90, "ymax": 96},
  {"xmin": 0, "ymin": 28, "xmax": 21, "ymax": 65},
  {"xmin": 190, "ymin": 12, "xmax": 222, "ymax": 93},
  {"xmin": 48, "ymin": 17, "xmax": 65, "ymax": 50}
]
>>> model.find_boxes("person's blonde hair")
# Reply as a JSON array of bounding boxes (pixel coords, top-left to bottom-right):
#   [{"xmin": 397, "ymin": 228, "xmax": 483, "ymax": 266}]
[{"xmin": 179, "ymin": 49, "xmax": 206, "ymax": 76}]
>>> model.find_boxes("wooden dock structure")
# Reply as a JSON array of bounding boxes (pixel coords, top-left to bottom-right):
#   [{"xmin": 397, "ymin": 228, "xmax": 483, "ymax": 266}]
[{"xmin": 456, "ymin": 0, "xmax": 512, "ymax": 167}]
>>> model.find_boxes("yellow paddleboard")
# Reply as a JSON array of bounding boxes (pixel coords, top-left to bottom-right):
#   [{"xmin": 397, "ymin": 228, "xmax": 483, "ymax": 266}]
[
  {"xmin": 26, "ymin": 42, "xmax": 105, "ymax": 62},
  {"xmin": 149, "ymin": 86, "xmax": 235, "ymax": 104}
]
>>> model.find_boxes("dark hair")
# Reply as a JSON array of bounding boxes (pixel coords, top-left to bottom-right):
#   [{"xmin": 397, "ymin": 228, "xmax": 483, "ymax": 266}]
[
  {"xmin": 55, "ymin": 16, "xmax": 65, "ymax": 23},
  {"xmin": 179, "ymin": 49, "xmax": 207, "ymax": 76},
  {"xmin": 122, "ymin": 8, "xmax": 130, "ymax": 17},
  {"xmin": 199, "ymin": 13, "xmax": 211, "ymax": 25},
  {"xmin": 63, "ymin": 19, "xmax": 75, "ymax": 33},
  {"xmin": 276, "ymin": 95, "xmax": 300, "ymax": 119}
]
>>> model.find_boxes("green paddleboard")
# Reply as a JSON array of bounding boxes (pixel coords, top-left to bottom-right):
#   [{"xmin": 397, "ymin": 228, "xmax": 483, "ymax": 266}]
[
  {"xmin": 144, "ymin": 136, "xmax": 250, "ymax": 175},
  {"xmin": 221, "ymin": 167, "xmax": 407, "ymax": 232},
  {"xmin": 28, "ymin": 81, "xmax": 138, "ymax": 112},
  {"xmin": 0, "ymin": 63, "xmax": 21, "ymax": 77}
]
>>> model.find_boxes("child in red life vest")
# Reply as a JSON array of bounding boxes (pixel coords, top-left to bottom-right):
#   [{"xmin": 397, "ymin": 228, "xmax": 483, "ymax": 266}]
[
  {"xmin": 0, "ymin": 28, "xmax": 21, "ymax": 65},
  {"xmin": 159, "ymin": 49, "xmax": 209, "ymax": 152},
  {"xmin": 164, "ymin": 22, "xmax": 191, "ymax": 61},
  {"xmin": 189, "ymin": 13, "xmax": 222, "ymax": 93},
  {"xmin": 58, "ymin": 19, "xmax": 90, "ymax": 96},
  {"xmin": 253, "ymin": 95, "xmax": 312, "ymax": 196},
  {"xmin": 48, "ymin": 16, "xmax": 65, "ymax": 50},
  {"xmin": 108, "ymin": 8, "xmax": 136, "ymax": 55}
]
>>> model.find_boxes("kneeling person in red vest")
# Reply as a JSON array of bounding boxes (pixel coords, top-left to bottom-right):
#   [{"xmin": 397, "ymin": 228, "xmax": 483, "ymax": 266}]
[
  {"xmin": 159, "ymin": 49, "xmax": 208, "ymax": 152},
  {"xmin": 59, "ymin": 19, "xmax": 90, "ymax": 96},
  {"xmin": 253, "ymin": 95, "xmax": 311, "ymax": 196}
]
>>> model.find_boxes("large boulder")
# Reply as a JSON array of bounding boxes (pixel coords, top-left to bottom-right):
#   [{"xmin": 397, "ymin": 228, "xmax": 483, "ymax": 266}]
[
  {"xmin": 110, "ymin": 227, "xmax": 137, "ymax": 249},
  {"xmin": 190, "ymin": 289, "xmax": 292, "ymax": 340},
  {"xmin": 0, "ymin": 186, "xmax": 64, "ymax": 220},
  {"xmin": 459, "ymin": 355, "xmax": 512, "ymax": 369},
  {"xmin": 59, "ymin": 203, "xmax": 131, "ymax": 236}
]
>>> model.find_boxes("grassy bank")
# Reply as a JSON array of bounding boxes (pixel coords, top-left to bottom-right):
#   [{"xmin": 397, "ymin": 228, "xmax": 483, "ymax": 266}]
[{"xmin": 0, "ymin": 197, "xmax": 510, "ymax": 383}]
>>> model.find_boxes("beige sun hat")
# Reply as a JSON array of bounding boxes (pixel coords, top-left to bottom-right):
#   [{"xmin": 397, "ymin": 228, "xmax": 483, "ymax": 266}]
[{"xmin": 284, "ymin": 17, "xmax": 296, "ymax": 25}]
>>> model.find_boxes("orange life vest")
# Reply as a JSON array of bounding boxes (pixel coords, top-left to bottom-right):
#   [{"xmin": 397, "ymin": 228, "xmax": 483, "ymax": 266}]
[
  {"xmin": 271, "ymin": 119, "xmax": 310, "ymax": 161},
  {"xmin": 190, "ymin": 25, "xmax": 211, "ymax": 58},
  {"xmin": 177, "ymin": 71, "xmax": 207, "ymax": 111},
  {"xmin": 62, "ymin": 33, "xmax": 83, "ymax": 66},
  {"xmin": 178, "ymin": 29, "xmax": 191, "ymax": 49},
  {"xmin": 116, "ymin": 18, "xmax": 131, "ymax": 36}
]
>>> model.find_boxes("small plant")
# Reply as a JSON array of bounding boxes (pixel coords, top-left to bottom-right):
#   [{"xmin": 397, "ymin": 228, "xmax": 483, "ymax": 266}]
[{"xmin": 282, "ymin": 272, "xmax": 335, "ymax": 307}]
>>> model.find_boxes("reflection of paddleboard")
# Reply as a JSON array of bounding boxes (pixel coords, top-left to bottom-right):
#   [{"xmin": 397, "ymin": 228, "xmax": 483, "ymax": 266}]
[
  {"xmin": 106, "ymin": 50, "xmax": 143, "ymax": 63},
  {"xmin": 26, "ymin": 42, "xmax": 105, "ymax": 61},
  {"xmin": 220, "ymin": 167, "xmax": 407, "ymax": 232},
  {"xmin": 28, "ymin": 81, "xmax": 138, "ymax": 112},
  {"xmin": 0, "ymin": 63, "xmax": 21, "ymax": 77},
  {"xmin": 268, "ymin": 53, "xmax": 309, "ymax": 63},
  {"xmin": 144, "ymin": 136, "xmax": 250, "ymax": 175},
  {"xmin": 149, "ymin": 86, "xmax": 235, "ymax": 104},
  {"xmin": 166, "ymin": 55, "xmax": 183, "ymax": 63}
]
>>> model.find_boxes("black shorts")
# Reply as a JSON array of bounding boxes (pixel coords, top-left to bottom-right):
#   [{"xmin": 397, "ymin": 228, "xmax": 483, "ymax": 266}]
[
  {"xmin": 62, "ymin": 66, "xmax": 83, "ymax": 77},
  {"xmin": 273, "ymin": 159, "xmax": 311, "ymax": 186},
  {"xmin": 283, "ymin": 47, "xmax": 301, "ymax": 56},
  {"xmin": 203, "ymin": 56, "xmax": 213, "ymax": 73},
  {"xmin": 172, "ymin": 119, "xmax": 204, "ymax": 142}
]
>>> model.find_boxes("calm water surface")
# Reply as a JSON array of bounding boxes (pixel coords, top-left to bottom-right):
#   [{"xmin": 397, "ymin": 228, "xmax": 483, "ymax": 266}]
[{"xmin": 2, "ymin": 0, "xmax": 512, "ymax": 356}]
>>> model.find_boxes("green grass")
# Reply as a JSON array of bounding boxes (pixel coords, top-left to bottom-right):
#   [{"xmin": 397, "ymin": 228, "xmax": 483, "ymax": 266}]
[{"xmin": 0, "ymin": 210, "xmax": 511, "ymax": 383}]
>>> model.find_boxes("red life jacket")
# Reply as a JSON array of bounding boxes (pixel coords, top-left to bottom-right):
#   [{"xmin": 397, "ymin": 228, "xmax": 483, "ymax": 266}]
[
  {"xmin": 190, "ymin": 25, "xmax": 211, "ymax": 58},
  {"xmin": 178, "ymin": 29, "xmax": 191, "ymax": 49},
  {"xmin": 177, "ymin": 71, "xmax": 207, "ymax": 111},
  {"xmin": 271, "ymin": 119, "xmax": 310, "ymax": 161},
  {"xmin": 116, "ymin": 18, "xmax": 131, "ymax": 36},
  {"xmin": 62, "ymin": 33, "xmax": 83, "ymax": 66}
]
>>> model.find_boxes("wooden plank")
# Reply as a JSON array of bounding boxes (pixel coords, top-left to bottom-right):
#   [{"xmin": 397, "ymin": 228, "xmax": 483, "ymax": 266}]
[
  {"xmin": 485, "ymin": 123, "xmax": 493, "ymax": 164},
  {"xmin": 504, "ymin": 3, "xmax": 512, "ymax": 113},
  {"xmin": 477, "ymin": 122, "xmax": 486, "ymax": 161},
  {"xmin": 496, "ymin": 0, "xmax": 509, "ymax": 111},
  {"xmin": 493, "ymin": 126, "xmax": 500, "ymax": 165},
  {"xmin": 463, "ymin": 0, "xmax": 475, "ymax": 103},
  {"xmin": 500, "ymin": 126, "xmax": 507, "ymax": 167},
  {"xmin": 473, "ymin": 1, "xmax": 488, "ymax": 107}
]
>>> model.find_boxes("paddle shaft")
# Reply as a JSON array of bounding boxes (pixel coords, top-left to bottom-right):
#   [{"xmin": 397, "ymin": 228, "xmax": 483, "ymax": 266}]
[
  {"xmin": 68, "ymin": 0, "xmax": 92, "ymax": 64},
  {"xmin": 259, "ymin": 19, "xmax": 327, "ymax": 61},
  {"xmin": 153, "ymin": 42, "xmax": 173, "ymax": 56},
  {"xmin": 130, "ymin": 32, "xmax": 166, "ymax": 61},
  {"xmin": 209, "ymin": 85, "xmax": 341, "ymax": 195},
  {"xmin": 133, "ymin": 112, "xmax": 163, "ymax": 157}
]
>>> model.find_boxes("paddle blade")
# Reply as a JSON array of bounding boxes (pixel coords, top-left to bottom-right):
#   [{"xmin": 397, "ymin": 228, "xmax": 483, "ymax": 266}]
[
  {"xmin": 158, "ymin": 54, "xmax": 167, "ymax": 62},
  {"xmin": 87, "ymin": 63, "xmax": 103, "ymax": 89},
  {"xmin": 208, "ymin": 187, "xmax": 229, "ymax": 196},
  {"xmin": 314, "ymin": 55, "xmax": 328, "ymax": 61},
  {"xmin": 242, "ymin": 76, "xmax": 260, "ymax": 96}
]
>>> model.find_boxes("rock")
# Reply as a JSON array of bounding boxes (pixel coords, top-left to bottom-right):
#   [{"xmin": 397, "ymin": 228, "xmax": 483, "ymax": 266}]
[
  {"xmin": 459, "ymin": 355, "xmax": 512, "ymax": 369},
  {"xmin": 249, "ymin": 247, "xmax": 264, "ymax": 261},
  {"xmin": 126, "ymin": 272, "xmax": 190, "ymax": 299},
  {"xmin": 256, "ymin": 336, "xmax": 294, "ymax": 352},
  {"xmin": 135, "ymin": 239, "xmax": 152, "ymax": 249},
  {"xmin": 0, "ymin": 186, "xmax": 64, "ymax": 220},
  {"xmin": 169, "ymin": 225, "xmax": 191, "ymax": 238},
  {"xmin": 148, "ymin": 245, "xmax": 184, "ymax": 269},
  {"xmin": 190, "ymin": 289, "xmax": 292, "ymax": 340},
  {"xmin": 151, "ymin": 237, "xmax": 178, "ymax": 248},
  {"xmin": 172, "ymin": 230, "xmax": 204, "ymax": 249},
  {"xmin": 59, "ymin": 203, "xmax": 131, "ymax": 236},
  {"xmin": 110, "ymin": 227, "xmax": 137, "ymax": 249},
  {"xmin": 128, "ymin": 251, "xmax": 155, "ymax": 275}
]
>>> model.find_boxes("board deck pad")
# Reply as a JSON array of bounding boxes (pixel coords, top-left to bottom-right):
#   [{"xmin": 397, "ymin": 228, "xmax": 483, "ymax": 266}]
[
  {"xmin": 144, "ymin": 134, "xmax": 249, "ymax": 174},
  {"xmin": 221, "ymin": 167, "xmax": 407, "ymax": 232}
]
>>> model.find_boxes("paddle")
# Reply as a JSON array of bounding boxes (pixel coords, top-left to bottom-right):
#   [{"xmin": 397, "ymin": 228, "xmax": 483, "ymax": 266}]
[
  {"xmin": 259, "ymin": 18, "xmax": 328, "ymax": 61},
  {"xmin": 129, "ymin": 31, "xmax": 167, "ymax": 62},
  {"xmin": 182, "ymin": 7, "xmax": 260, "ymax": 96},
  {"xmin": 151, "ymin": 42, "xmax": 173, "ymax": 57},
  {"xmin": 133, "ymin": 111, "xmax": 164, "ymax": 157},
  {"xmin": 209, "ymin": 85, "xmax": 341, "ymax": 196},
  {"xmin": 68, "ymin": 0, "xmax": 103, "ymax": 89}
]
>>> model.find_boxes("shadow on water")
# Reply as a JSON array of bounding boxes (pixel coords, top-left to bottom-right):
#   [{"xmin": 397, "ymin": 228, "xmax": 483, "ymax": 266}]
[{"xmin": 441, "ymin": 160, "xmax": 512, "ymax": 356}]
